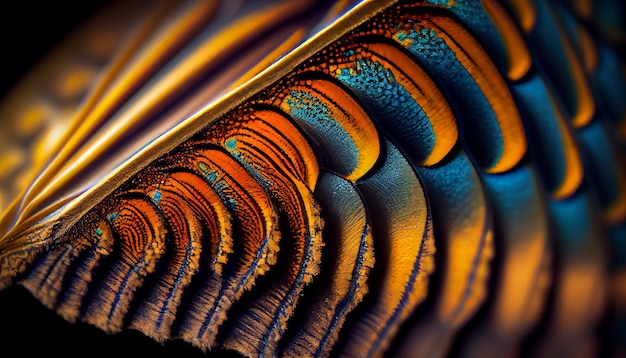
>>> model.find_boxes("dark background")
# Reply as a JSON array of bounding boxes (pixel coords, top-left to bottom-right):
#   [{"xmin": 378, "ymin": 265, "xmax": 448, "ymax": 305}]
[{"xmin": 0, "ymin": 2, "xmax": 111, "ymax": 99}]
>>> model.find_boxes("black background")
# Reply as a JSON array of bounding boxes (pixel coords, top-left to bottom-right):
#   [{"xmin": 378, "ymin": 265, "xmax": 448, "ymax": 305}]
[{"xmin": 0, "ymin": 2, "xmax": 110, "ymax": 99}]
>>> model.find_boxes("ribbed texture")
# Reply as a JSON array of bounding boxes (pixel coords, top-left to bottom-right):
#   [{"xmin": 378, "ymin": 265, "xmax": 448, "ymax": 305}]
[{"xmin": 0, "ymin": 0, "xmax": 624, "ymax": 357}]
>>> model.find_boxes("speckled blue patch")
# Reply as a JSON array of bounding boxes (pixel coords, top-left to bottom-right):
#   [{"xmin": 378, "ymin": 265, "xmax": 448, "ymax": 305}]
[
  {"xmin": 335, "ymin": 58, "xmax": 435, "ymax": 164},
  {"xmin": 152, "ymin": 189, "xmax": 162, "ymax": 204},
  {"xmin": 285, "ymin": 90, "xmax": 358, "ymax": 174},
  {"xmin": 396, "ymin": 26, "xmax": 504, "ymax": 168}
]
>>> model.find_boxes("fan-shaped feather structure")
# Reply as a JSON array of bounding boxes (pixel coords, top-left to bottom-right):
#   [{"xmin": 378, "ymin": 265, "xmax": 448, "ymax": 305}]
[{"xmin": 0, "ymin": 0, "xmax": 624, "ymax": 357}]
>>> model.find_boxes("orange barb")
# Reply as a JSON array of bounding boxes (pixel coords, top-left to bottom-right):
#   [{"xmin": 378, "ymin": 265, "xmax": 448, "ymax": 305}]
[
  {"xmin": 280, "ymin": 78, "xmax": 380, "ymax": 182},
  {"xmin": 427, "ymin": 15, "xmax": 527, "ymax": 173},
  {"xmin": 213, "ymin": 111, "xmax": 323, "ymax": 356},
  {"xmin": 176, "ymin": 147, "xmax": 280, "ymax": 350},
  {"xmin": 341, "ymin": 143, "xmax": 434, "ymax": 357},
  {"xmin": 482, "ymin": 0, "xmax": 532, "ymax": 81},
  {"xmin": 82, "ymin": 197, "xmax": 168, "ymax": 334},
  {"xmin": 283, "ymin": 173, "xmax": 375, "ymax": 357},
  {"xmin": 362, "ymin": 41, "xmax": 458, "ymax": 167}
]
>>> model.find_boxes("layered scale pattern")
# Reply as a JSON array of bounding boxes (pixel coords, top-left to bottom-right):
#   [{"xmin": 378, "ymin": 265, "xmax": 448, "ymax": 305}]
[{"xmin": 0, "ymin": 0, "xmax": 624, "ymax": 357}]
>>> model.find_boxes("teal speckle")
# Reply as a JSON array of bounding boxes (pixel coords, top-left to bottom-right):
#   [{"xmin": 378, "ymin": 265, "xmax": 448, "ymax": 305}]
[
  {"xmin": 152, "ymin": 189, "xmax": 162, "ymax": 204},
  {"xmin": 399, "ymin": 26, "xmax": 504, "ymax": 168},
  {"xmin": 285, "ymin": 89, "xmax": 358, "ymax": 175},
  {"xmin": 343, "ymin": 49, "xmax": 355, "ymax": 57},
  {"xmin": 95, "ymin": 228, "xmax": 103, "ymax": 237},
  {"xmin": 419, "ymin": 28, "xmax": 437, "ymax": 43},
  {"xmin": 401, "ymin": 28, "xmax": 447, "ymax": 58},
  {"xmin": 198, "ymin": 161, "xmax": 218, "ymax": 183},
  {"xmin": 225, "ymin": 137, "xmax": 237, "ymax": 151},
  {"xmin": 107, "ymin": 213, "xmax": 119, "ymax": 221},
  {"xmin": 334, "ymin": 58, "xmax": 435, "ymax": 163},
  {"xmin": 286, "ymin": 91, "xmax": 334, "ymax": 124},
  {"xmin": 426, "ymin": 0, "xmax": 450, "ymax": 5},
  {"xmin": 425, "ymin": 0, "xmax": 507, "ymax": 74}
]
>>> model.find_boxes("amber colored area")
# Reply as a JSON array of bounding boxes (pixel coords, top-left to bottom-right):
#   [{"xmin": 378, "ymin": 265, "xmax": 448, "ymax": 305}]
[
  {"xmin": 545, "ymin": 2, "xmax": 596, "ymax": 128},
  {"xmin": 279, "ymin": 79, "xmax": 380, "ymax": 182},
  {"xmin": 0, "ymin": 149, "xmax": 24, "ymax": 182},
  {"xmin": 482, "ymin": 0, "xmax": 532, "ymax": 81},
  {"xmin": 128, "ymin": 181, "xmax": 204, "ymax": 342},
  {"xmin": 284, "ymin": 173, "xmax": 375, "ymax": 357},
  {"xmin": 550, "ymin": 95, "xmax": 584, "ymax": 200},
  {"xmin": 11, "ymin": 0, "xmax": 309, "ymax": 227},
  {"xmin": 0, "ymin": 0, "xmax": 151, "ymax": 221},
  {"xmin": 49, "ymin": 65, "xmax": 96, "ymax": 103},
  {"xmin": 16, "ymin": 101, "xmax": 53, "ymax": 137},
  {"xmin": 493, "ymin": 230, "xmax": 551, "ymax": 333},
  {"xmin": 207, "ymin": 111, "xmax": 323, "ymax": 356},
  {"xmin": 361, "ymin": 41, "xmax": 458, "ymax": 166},
  {"xmin": 504, "ymin": 0, "xmax": 537, "ymax": 32},
  {"xmin": 425, "ymin": 15, "xmax": 527, "ymax": 173},
  {"xmin": 82, "ymin": 197, "xmax": 168, "ymax": 333},
  {"xmin": 577, "ymin": 23, "xmax": 599, "ymax": 73},
  {"xmin": 50, "ymin": 0, "xmax": 216, "ymax": 151},
  {"xmin": 174, "ymin": 146, "xmax": 281, "ymax": 350},
  {"xmin": 55, "ymin": 218, "xmax": 116, "ymax": 323},
  {"xmin": 8, "ymin": 0, "xmax": 181, "ymax": 223}
]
